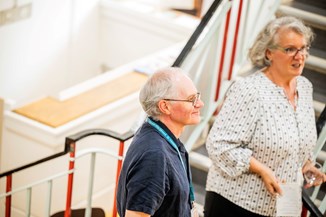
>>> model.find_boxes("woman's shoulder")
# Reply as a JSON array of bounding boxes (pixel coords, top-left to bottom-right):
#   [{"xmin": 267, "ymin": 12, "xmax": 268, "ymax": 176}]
[
  {"xmin": 228, "ymin": 71, "xmax": 263, "ymax": 94},
  {"xmin": 297, "ymin": 75, "xmax": 313, "ymax": 88}
]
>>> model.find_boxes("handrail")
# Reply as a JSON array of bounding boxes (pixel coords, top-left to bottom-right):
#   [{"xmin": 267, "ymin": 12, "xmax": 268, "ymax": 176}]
[
  {"xmin": 301, "ymin": 109, "xmax": 326, "ymax": 217},
  {"xmin": 172, "ymin": 0, "xmax": 223, "ymax": 67},
  {"xmin": 65, "ymin": 128, "xmax": 134, "ymax": 144},
  {"xmin": 0, "ymin": 129, "xmax": 133, "ymax": 179},
  {"xmin": 0, "ymin": 129, "xmax": 134, "ymax": 217},
  {"xmin": 0, "ymin": 150, "xmax": 68, "ymax": 178},
  {"xmin": 64, "ymin": 129, "xmax": 134, "ymax": 217},
  {"xmin": 302, "ymin": 189, "xmax": 324, "ymax": 217}
]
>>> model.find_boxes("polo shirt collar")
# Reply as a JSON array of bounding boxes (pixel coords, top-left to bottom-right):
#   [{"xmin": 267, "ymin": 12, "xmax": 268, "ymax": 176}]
[{"xmin": 148, "ymin": 117, "xmax": 184, "ymax": 151}]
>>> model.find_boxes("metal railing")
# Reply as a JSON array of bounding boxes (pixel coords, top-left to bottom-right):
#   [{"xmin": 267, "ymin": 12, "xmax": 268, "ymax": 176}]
[
  {"xmin": 0, "ymin": 129, "xmax": 134, "ymax": 217},
  {"xmin": 302, "ymin": 105, "xmax": 326, "ymax": 217}
]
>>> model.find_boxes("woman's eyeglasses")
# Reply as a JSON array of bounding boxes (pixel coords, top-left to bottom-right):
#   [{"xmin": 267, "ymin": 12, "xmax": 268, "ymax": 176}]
[
  {"xmin": 271, "ymin": 45, "xmax": 310, "ymax": 57},
  {"xmin": 164, "ymin": 92, "xmax": 201, "ymax": 107}
]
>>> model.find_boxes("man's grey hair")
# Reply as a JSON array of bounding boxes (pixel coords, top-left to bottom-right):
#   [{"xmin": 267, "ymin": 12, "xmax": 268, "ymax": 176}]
[
  {"xmin": 249, "ymin": 16, "xmax": 314, "ymax": 67},
  {"xmin": 139, "ymin": 67, "xmax": 188, "ymax": 120}
]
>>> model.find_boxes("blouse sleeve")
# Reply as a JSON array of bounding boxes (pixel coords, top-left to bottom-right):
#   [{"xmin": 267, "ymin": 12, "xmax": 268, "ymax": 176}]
[{"xmin": 206, "ymin": 79, "xmax": 259, "ymax": 177}]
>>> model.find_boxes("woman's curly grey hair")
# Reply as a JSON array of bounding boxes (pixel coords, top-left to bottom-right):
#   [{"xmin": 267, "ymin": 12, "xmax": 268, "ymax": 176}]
[
  {"xmin": 249, "ymin": 16, "xmax": 314, "ymax": 67},
  {"xmin": 139, "ymin": 67, "xmax": 188, "ymax": 120}
]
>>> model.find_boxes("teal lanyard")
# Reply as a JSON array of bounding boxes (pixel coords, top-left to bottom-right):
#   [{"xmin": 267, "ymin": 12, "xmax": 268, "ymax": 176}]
[{"xmin": 147, "ymin": 118, "xmax": 195, "ymax": 202}]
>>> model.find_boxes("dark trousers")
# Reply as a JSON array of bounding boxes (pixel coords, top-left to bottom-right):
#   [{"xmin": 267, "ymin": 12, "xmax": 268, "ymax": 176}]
[{"xmin": 204, "ymin": 191, "xmax": 267, "ymax": 217}]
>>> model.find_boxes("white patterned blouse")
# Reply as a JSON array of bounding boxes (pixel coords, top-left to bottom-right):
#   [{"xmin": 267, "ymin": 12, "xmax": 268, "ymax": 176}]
[{"xmin": 205, "ymin": 71, "xmax": 317, "ymax": 216}]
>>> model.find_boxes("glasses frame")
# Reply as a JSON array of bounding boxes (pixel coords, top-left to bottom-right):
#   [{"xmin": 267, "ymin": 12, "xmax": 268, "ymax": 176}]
[
  {"xmin": 271, "ymin": 45, "xmax": 310, "ymax": 57},
  {"xmin": 163, "ymin": 92, "xmax": 201, "ymax": 107}
]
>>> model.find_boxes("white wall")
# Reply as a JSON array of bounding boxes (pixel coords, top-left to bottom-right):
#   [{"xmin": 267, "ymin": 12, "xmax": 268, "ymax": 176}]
[
  {"xmin": 0, "ymin": 0, "xmax": 198, "ymax": 107},
  {"xmin": 99, "ymin": 0, "xmax": 197, "ymax": 69},
  {"xmin": 0, "ymin": 0, "xmax": 101, "ymax": 104}
]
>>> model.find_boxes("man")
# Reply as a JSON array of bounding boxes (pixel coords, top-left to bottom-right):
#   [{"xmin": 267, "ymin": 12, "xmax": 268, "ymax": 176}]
[{"xmin": 117, "ymin": 67, "xmax": 204, "ymax": 217}]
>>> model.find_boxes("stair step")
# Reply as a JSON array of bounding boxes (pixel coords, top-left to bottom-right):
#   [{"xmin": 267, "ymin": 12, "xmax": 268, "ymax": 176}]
[
  {"xmin": 314, "ymin": 101, "xmax": 325, "ymax": 118},
  {"xmin": 281, "ymin": 0, "xmax": 326, "ymax": 18},
  {"xmin": 189, "ymin": 151, "xmax": 211, "ymax": 172},
  {"xmin": 277, "ymin": 5, "xmax": 326, "ymax": 30},
  {"xmin": 303, "ymin": 68, "xmax": 326, "ymax": 103},
  {"xmin": 306, "ymin": 55, "xmax": 326, "ymax": 75},
  {"xmin": 317, "ymin": 150, "xmax": 326, "ymax": 164}
]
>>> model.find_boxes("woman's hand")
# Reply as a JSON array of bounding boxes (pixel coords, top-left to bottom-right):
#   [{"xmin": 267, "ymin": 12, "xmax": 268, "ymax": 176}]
[
  {"xmin": 259, "ymin": 165, "xmax": 282, "ymax": 196},
  {"xmin": 302, "ymin": 161, "xmax": 326, "ymax": 188},
  {"xmin": 249, "ymin": 157, "xmax": 282, "ymax": 196}
]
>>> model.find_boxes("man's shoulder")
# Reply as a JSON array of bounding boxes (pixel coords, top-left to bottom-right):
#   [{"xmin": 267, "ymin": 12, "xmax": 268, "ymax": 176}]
[
  {"xmin": 127, "ymin": 125, "xmax": 171, "ymax": 157},
  {"xmin": 133, "ymin": 124, "xmax": 167, "ymax": 148}
]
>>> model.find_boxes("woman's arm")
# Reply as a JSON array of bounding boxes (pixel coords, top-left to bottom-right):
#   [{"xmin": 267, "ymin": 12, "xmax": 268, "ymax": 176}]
[
  {"xmin": 249, "ymin": 157, "xmax": 282, "ymax": 196},
  {"xmin": 206, "ymin": 80, "xmax": 259, "ymax": 177},
  {"xmin": 302, "ymin": 160, "xmax": 326, "ymax": 188}
]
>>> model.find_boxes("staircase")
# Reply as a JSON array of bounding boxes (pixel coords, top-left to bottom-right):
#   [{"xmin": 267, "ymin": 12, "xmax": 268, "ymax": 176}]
[{"xmin": 190, "ymin": 0, "xmax": 326, "ymax": 215}]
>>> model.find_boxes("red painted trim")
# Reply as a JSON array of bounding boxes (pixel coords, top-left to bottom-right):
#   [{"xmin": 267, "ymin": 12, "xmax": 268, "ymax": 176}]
[
  {"xmin": 301, "ymin": 206, "xmax": 307, "ymax": 217},
  {"xmin": 227, "ymin": 0, "xmax": 243, "ymax": 80},
  {"xmin": 112, "ymin": 141, "xmax": 125, "ymax": 217},
  {"xmin": 65, "ymin": 142, "xmax": 76, "ymax": 217},
  {"xmin": 5, "ymin": 175, "xmax": 12, "ymax": 217},
  {"xmin": 215, "ymin": 7, "xmax": 231, "ymax": 102}
]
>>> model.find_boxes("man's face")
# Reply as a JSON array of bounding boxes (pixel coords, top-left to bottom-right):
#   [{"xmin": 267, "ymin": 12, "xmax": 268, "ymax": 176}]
[{"xmin": 167, "ymin": 75, "xmax": 204, "ymax": 128}]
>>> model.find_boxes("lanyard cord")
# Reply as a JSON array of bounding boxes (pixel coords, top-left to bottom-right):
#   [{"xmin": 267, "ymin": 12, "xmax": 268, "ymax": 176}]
[{"xmin": 147, "ymin": 118, "xmax": 195, "ymax": 202}]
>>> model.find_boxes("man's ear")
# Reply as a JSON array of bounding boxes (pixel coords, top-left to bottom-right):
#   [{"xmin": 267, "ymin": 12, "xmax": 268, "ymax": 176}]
[{"xmin": 158, "ymin": 100, "xmax": 171, "ymax": 115}]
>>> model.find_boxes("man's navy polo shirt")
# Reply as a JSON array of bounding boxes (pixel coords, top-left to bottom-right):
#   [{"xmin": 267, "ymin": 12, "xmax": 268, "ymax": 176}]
[{"xmin": 117, "ymin": 118, "xmax": 192, "ymax": 217}]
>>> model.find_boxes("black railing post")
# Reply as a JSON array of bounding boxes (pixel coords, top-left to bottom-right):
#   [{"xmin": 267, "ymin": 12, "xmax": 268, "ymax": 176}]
[{"xmin": 172, "ymin": 0, "xmax": 223, "ymax": 67}]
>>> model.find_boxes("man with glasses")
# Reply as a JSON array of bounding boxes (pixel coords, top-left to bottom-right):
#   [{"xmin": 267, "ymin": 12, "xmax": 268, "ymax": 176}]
[{"xmin": 117, "ymin": 67, "xmax": 204, "ymax": 217}]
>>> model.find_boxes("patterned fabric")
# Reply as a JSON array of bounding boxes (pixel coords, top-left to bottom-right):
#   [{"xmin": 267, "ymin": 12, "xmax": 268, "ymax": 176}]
[{"xmin": 206, "ymin": 71, "xmax": 317, "ymax": 216}]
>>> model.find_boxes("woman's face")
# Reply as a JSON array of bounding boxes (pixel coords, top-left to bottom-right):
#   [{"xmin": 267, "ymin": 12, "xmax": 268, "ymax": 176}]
[{"xmin": 266, "ymin": 27, "xmax": 308, "ymax": 80}]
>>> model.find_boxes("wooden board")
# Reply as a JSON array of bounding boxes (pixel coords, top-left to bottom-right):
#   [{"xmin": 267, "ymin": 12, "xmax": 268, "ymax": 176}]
[{"xmin": 14, "ymin": 72, "xmax": 148, "ymax": 128}]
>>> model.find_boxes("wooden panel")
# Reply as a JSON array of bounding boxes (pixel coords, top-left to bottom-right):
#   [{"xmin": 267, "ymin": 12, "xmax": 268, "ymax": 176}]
[{"xmin": 14, "ymin": 72, "xmax": 148, "ymax": 128}]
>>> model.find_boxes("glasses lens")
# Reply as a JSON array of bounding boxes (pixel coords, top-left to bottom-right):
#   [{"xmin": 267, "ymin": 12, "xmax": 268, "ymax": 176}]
[
  {"xmin": 301, "ymin": 47, "xmax": 309, "ymax": 55},
  {"xmin": 289, "ymin": 47, "xmax": 309, "ymax": 56},
  {"xmin": 193, "ymin": 93, "xmax": 200, "ymax": 106}
]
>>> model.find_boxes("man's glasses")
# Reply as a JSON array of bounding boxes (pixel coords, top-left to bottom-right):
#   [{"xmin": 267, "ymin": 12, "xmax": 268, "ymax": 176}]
[
  {"xmin": 164, "ymin": 92, "xmax": 201, "ymax": 107},
  {"xmin": 271, "ymin": 45, "xmax": 310, "ymax": 57}
]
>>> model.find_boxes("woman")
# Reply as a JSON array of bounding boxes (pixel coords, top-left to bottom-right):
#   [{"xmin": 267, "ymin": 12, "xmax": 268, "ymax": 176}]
[{"xmin": 204, "ymin": 16, "xmax": 326, "ymax": 217}]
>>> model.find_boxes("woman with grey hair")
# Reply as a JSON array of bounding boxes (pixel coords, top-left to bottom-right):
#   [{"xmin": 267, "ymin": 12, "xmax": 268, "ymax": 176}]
[
  {"xmin": 117, "ymin": 67, "xmax": 204, "ymax": 217},
  {"xmin": 204, "ymin": 16, "xmax": 326, "ymax": 217}
]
